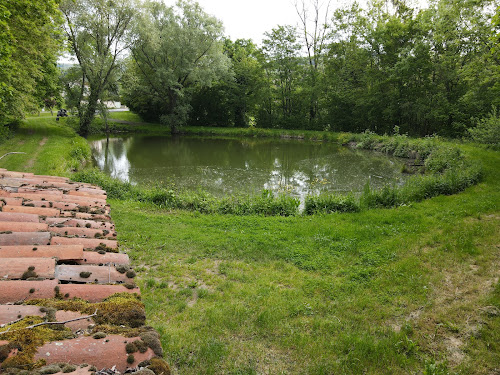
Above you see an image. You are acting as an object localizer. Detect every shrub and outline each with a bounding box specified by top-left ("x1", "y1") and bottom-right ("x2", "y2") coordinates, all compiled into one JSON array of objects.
[
  {"x1": 468, "y1": 107, "x2": 500, "y2": 149},
  {"x1": 304, "y1": 193, "x2": 360, "y2": 215}
]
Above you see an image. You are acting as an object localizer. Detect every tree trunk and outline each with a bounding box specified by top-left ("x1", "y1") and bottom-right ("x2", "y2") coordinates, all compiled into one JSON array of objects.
[{"x1": 79, "y1": 88, "x2": 99, "y2": 137}]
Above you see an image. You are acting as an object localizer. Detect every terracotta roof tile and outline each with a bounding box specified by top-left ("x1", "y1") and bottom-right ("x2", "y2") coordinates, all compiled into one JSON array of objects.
[
  {"x1": 0, "y1": 222, "x2": 48, "y2": 232},
  {"x1": 0, "y1": 258, "x2": 55, "y2": 279},
  {"x1": 77, "y1": 251, "x2": 129, "y2": 266},
  {"x1": 44, "y1": 217, "x2": 115, "y2": 231},
  {"x1": 0, "y1": 245, "x2": 84, "y2": 260},
  {"x1": 50, "y1": 226, "x2": 116, "y2": 239},
  {"x1": 0, "y1": 212, "x2": 40, "y2": 223},
  {"x1": 34, "y1": 335, "x2": 154, "y2": 372},
  {"x1": 57, "y1": 284, "x2": 140, "y2": 302},
  {"x1": 0, "y1": 279, "x2": 59, "y2": 303},
  {"x1": 56, "y1": 265, "x2": 131, "y2": 283},
  {"x1": 0, "y1": 232, "x2": 51, "y2": 246},
  {"x1": 0, "y1": 170, "x2": 169, "y2": 372},
  {"x1": 2, "y1": 205, "x2": 60, "y2": 217},
  {"x1": 50, "y1": 237, "x2": 118, "y2": 250},
  {"x1": 0, "y1": 305, "x2": 46, "y2": 325}
]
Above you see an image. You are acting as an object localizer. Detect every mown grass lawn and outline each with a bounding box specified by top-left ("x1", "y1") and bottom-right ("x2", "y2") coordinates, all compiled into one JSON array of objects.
[
  {"x1": 1, "y1": 118, "x2": 499, "y2": 374},
  {"x1": 110, "y1": 146, "x2": 500, "y2": 374}
]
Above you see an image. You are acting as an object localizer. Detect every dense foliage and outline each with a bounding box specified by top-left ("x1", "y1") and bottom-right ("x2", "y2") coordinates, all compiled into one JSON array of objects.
[
  {"x1": 181, "y1": 0, "x2": 499, "y2": 137},
  {"x1": 0, "y1": 0, "x2": 62, "y2": 138},
  {"x1": 121, "y1": 0, "x2": 230, "y2": 131}
]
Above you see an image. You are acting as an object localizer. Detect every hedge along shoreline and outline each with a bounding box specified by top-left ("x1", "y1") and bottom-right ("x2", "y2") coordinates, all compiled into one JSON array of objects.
[{"x1": 74, "y1": 130, "x2": 482, "y2": 216}]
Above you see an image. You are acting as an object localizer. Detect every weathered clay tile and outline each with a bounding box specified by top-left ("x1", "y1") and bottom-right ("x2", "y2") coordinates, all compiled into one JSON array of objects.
[
  {"x1": 12, "y1": 191, "x2": 63, "y2": 200},
  {"x1": 73, "y1": 186, "x2": 107, "y2": 195},
  {"x1": 61, "y1": 195, "x2": 107, "y2": 206},
  {"x1": 0, "y1": 279, "x2": 59, "y2": 303},
  {"x1": 0, "y1": 197, "x2": 23, "y2": 206},
  {"x1": 55, "y1": 310, "x2": 94, "y2": 332},
  {"x1": 73, "y1": 212, "x2": 111, "y2": 221},
  {"x1": 67, "y1": 190, "x2": 107, "y2": 200},
  {"x1": 0, "y1": 258, "x2": 55, "y2": 279},
  {"x1": 0, "y1": 305, "x2": 45, "y2": 325},
  {"x1": 2, "y1": 205, "x2": 60, "y2": 217},
  {"x1": 50, "y1": 226, "x2": 115, "y2": 239},
  {"x1": 0, "y1": 245, "x2": 84, "y2": 261},
  {"x1": 56, "y1": 265, "x2": 131, "y2": 283},
  {"x1": 57, "y1": 284, "x2": 140, "y2": 302},
  {"x1": 34, "y1": 335, "x2": 154, "y2": 372},
  {"x1": 44, "y1": 217, "x2": 115, "y2": 231},
  {"x1": 31, "y1": 174, "x2": 69, "y2": 183},
  {"x1": 0, "y1": 212, "x2": 40, "y2": 223},
  {"x1": 0, "y1": 171, "x2": 34, "y2": 179},
  {"x1": 0, "y1": 222, "x2": 48, "y2": 232},
  {"x1": 25, "y1": 200, "x2": 79, "y2": 211},
  {"x1": 77, "y1": 251, "x2": 129, "y2": 266},
  {"x1": 0, "y1": 232, "x2": 51, "y2": 246},
  {"x1": 50, "y1": 237, "x2": 118, "y2": 250}
]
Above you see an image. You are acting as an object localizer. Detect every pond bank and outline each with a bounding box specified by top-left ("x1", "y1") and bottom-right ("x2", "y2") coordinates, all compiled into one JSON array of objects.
[{"x1": 1, "y1": 116, "x2": 499, "y2": 374}]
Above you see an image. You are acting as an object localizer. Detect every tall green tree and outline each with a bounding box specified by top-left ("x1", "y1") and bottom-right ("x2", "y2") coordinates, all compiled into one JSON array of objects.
[
  {"x1": 123, "y1": 0, "x2": 230, "y2": 132},
  {"x1": 189, "y1": 39, "x2": 266, "y2": 127},
  {"x1": 60, "y1": 0, "x2": 134, "y2": 136},
  {"x1": 260, "y1": 25, "x2": 303, "y2": 128},
  {"x1": 295, "y1": 0, "x2": 331, "y2": 126},
  {"x1": 0, "y1": 0, "x2": 62, "y2": 136}
]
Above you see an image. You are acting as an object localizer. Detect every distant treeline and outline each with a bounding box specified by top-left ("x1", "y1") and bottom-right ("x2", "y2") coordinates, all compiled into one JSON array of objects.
[
  {"x1": 122, "y1": 0, "x2": 499, "y2": 137},
  {"x1": 1, "y1": 0, "x2": 498, "y2": 139}
]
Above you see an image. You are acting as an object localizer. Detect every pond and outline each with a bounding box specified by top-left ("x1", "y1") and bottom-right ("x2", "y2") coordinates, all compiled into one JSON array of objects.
[{"x1": 89, "y1": 135, "x2": 407, "y2": 201}]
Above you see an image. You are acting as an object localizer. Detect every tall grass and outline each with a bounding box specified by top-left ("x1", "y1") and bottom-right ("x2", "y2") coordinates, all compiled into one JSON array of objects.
[
  {"x1": 73, "y1": 128, "x2": 483, "y2": 216},
  {"x1": 306, "y1": 131, "x2": 483, "y2": 214},
  {"x1": 73, "y1": 169, "x2": 300, "y2": 216}
]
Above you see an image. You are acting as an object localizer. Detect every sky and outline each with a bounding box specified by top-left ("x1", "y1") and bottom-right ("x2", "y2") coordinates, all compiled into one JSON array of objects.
[{"x1": 162, "y1": 0, "x2": 429, "y2": 45}]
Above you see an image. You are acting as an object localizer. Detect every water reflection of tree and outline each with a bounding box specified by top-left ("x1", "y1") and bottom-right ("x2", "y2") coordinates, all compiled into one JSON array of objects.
[{"x1": 90, "y1": 136, "x2": 406, "y2": 197}]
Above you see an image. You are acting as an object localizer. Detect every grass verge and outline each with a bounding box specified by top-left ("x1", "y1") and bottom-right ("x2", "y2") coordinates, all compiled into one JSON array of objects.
[
  {"x1": 0, "y1": 117, "x2": 90, "y2": 176},
  {"x1": 1, "y1": 117, "x2": 499, "y2": 374},
  {"x1": 111, "y1": 143, "x2": 499, "y2": 373}
]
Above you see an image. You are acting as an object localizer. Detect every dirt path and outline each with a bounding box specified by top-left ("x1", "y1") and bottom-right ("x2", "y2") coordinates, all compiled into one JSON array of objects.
[{"x1": 24, "y1": 137, "x2": 48, "y2": 170}]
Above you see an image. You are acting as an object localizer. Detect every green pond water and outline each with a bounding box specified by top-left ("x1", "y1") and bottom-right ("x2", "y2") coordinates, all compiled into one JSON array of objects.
[{"x1": 89, "y1": 135, "x2": 407, "y2": 201}]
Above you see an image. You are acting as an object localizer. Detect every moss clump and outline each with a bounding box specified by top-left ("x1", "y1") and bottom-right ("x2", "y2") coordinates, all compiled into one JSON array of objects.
[
  {"x1": 126, "y1": 270, "x2": 136, "y2": 279},
  {"x1": 116, "y1": 265, "x2": 129, "y2": 274},
  {"x1": 21, "y1": 266, "x2": 38, "y2": 280},
  {"x1": 0, "y1": 317, "x2": 73, "y2": 370},
  {"x1": 38, "y1": 364, "x2": 62, "y2": 374},
  {"x1": 126, "y1": 354, "x2": 135, "y2": 364},
  {"x1": 124, "y1": 283, "x2": 136, "y2": 290},
  {"x1": 61, "y1": 364, "x2": 77, "y2": 373},
  {"x1": 125, "y1": 340, "x2": 148, "y2": 354},
  {"x1": 0, "y1": 344, "x2": 10, "y2": 362},
  {"x1": 140, "y1": 331, "x2": 163, "y2": 357},
  {"x1": 148, "y1": 358, "x2": 171, "y2": 375},
  {"x1": 79, "y1": 271, "x2": 92, "y2": 278},
  {"x1": 95, "y1": 243, "x2": 117, "y2": 253},
  {"x1": 134, "y1": 370, "x2": 155, "y2": 375},
  {"x1": 125, "y1": 341, "x2": 137, "y2": 353},
  {"x1": 94, "y1": 295, "x2": 145, "y2": 328},
  {"x1": 92, "y1": 332, "x2": 107, "y2": 339},
  {"x1": 26, "y1": 294, "x2": 145, "y2": 328}
]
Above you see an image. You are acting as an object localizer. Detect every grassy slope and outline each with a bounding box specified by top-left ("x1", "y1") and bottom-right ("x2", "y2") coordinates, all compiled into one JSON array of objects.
[
  {"x1": 110, "y1": 147, "x2": 500, "y2": 374},
  {"x1": 0, "y1": 116, "x2": 89, "y2": 176},
  {"x1": 1, "y1": 117, "x2": 499, "y2": 374}
]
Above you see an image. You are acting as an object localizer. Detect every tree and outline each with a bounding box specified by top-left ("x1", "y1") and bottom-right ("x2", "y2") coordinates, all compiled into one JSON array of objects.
[
  {"x1": 294, "y1": 0, "x2": 331, "y2": 125},
  {"x1": 0, "y1": 0, "x2": 62, "y2": 135},
  {"x1": 123, "y1": 0, "x2": 230, "y2": 132},
  {"x1": 60, "y1": 0, "x2": 134, "y2": 136},
  {"x1": 260, "y1": 25, "x2": 303, "y2": 128}
]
